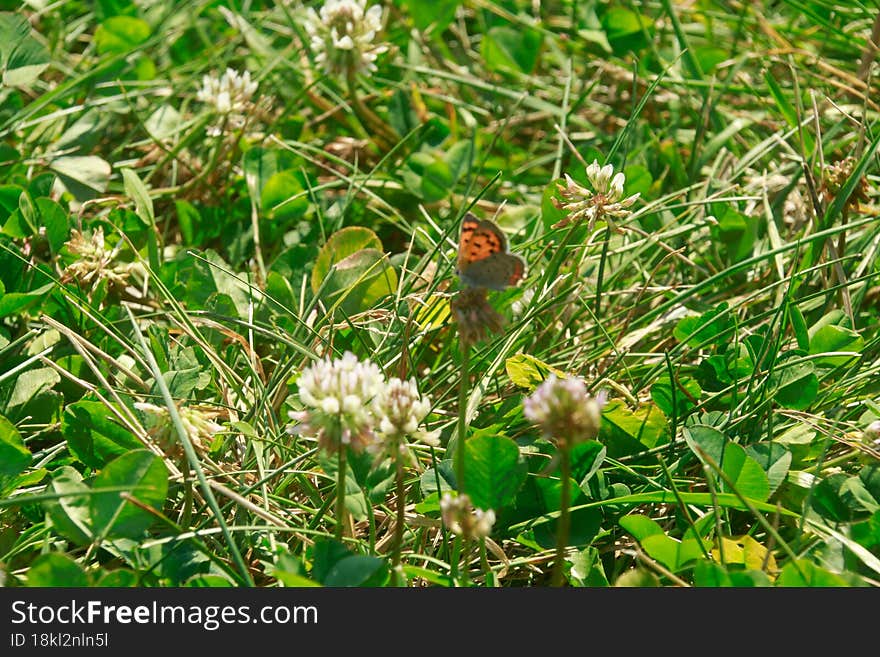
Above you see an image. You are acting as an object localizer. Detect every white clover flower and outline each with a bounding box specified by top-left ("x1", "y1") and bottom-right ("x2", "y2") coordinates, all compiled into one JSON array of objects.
[
  {"x1": 196, "y1": 67, "x2": 258, "y2": 135},
  {"x1": 304, "y1": 0, "x2": 388, "y2": 77},
  {"x1": 554, "y1": 159, "x2": 640, "y2": 231},
  {"x1": 440, "y1": 493, "x2": 495, "y2": 540},
  {"x1": 287, "y1": 351, "x2": 385, "y2": 453},
  {"x1": 524, "y1": 374, "x2": 606, "y2": 448},
  {"x1": 369, "y1": 376, "x2": 440, "y2": 465}
]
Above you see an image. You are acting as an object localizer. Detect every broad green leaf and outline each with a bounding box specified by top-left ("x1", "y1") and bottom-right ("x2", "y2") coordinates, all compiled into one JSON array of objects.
[
  {"x1": 94, "y1": 15, "x2": 151, "y2": 54},
  {"x1": 619, "y1": 514, "x2": 664, "y2": 541},
  {"x1": 97, "y1": 569, "x2": 140, "y2": 587},
  {"x1": 0, "y1": 282, "x2": 55, "y2": 318},
  {"x1": 0, "y1": 414, "x2": 30, "y2": 476},
  {"x1": 145, "y1": 104, "x2": 183, "y2": 141},
  {"x1": 35, "y1": 198, "x2": 69, "y2": 253},
  {"x1": 481, "y1": 25, "x2": 543, "y2": 74},
  {"x1": 673, "y1": 303, "x2": 733, "y2": 348},
  {"x1": 712, "y1": 535, "x2": 777, "y2": 573},
  {"x1": 0, "y1": 12, "x2": 50, "y2": 87},
  {"x1": 770, "y1": 355, "x2": 818, "y2": 410},
  {"x1": 602, "y1": 7, "x2": 653, "y2": 55},
  {"x1": 243, "y1": 148, "x2": 298, "y2": 207},
  {"x1": 398, "y1": 0, "x2": 460, "y2": 32},
  {"x1": 26, "y1": 553, "x2": 90, "y2": 587},
  {"x1": 6, "y1": 367, "x2": 59, "y2": 410},
  {"x1": 533, "y1": 476, "x2": 602, "y2": 549},
  {"x1": 776, "y1": 559, "x2": 849, "y2": 587},
  {"x1": 43, "y1": 466, "x2": 93, "y2": 545},
  {"x1": 684, "y1": 425, "x2": 770, "y2": 501},
  {"x1": 745, "y1": 442, "x2": 792, "y2": 497},
  {"x1": 600, "y1": 399, "x2": 669, "y2": 457},
  {"x1": 121, "y1": 167, "x2": 155, "y2": 226},
  {"x1": 62, "y1": 400, "x2": 143, "y2": 469},
  {"x1": 419, "y1": 460, "x2": 456, "y2": 497},
  {"x1": 311, "y1": 226, "x2": 384, "y2": 293},
  {"x1": 463, "y1": 433, "x2": 527, "y2": 510},
  {"x1": 505, "y1": 353, "x2": 565, "y2": 389},
  {"x1": 571, "y1": 440, "x2": 606, "y2": 488},
  {"x1": 650, "y1": 375, "x2": 701, "y2": 418},
  {"x1": 323, "y1": 555, "x2": 388, "y2": 587},
  {"x1": 614, "y1": 568, "x2": 660, "y2": 587},
  {"x1": 90, "y1": 449, "x2": 169, "y2": 539},
  {"x1": 809, "y1": 324, "x2": 864, "y2": 367},
  {"x1": 49, "y1": 155, "x2": 111, "y2": 200},
  {"x1": 261, "y1": 169, "x2": 310, "y2": 221},
  {"x1": 318, "y1": 248, "x2": 397, "y2": 316},
  {"x1": 640, "y1": 533, "x2": 707, "y2": 572}
]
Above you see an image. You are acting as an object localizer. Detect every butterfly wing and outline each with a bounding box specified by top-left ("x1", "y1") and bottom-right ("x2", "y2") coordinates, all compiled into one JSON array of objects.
[
  {"x1": 458, "y1": 252, "x2": 526, "y2": 290},
  {"x1": 457, "y1": 213, "x2": 507, "y2": 270}
]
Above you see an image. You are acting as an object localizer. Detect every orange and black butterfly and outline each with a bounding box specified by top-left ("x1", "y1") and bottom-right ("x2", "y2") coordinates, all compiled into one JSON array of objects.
[{"x1": 455, "y1": 212, "x2": 525, "y2": 291}]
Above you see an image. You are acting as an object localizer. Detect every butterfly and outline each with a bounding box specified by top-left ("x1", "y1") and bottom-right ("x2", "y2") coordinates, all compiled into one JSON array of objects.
[{"x1": 456, "y1": 212, "x2": 525, "y2": 291}]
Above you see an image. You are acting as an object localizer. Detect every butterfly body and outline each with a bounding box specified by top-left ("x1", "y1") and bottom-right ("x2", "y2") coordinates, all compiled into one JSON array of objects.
[{"x1": 456, "y1": 213, "x2": 525, "y2": 291}]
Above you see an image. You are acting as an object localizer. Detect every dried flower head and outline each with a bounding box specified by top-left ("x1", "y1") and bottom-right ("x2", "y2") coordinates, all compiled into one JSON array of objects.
[
  {"x1": 450, "y1": 287, "x2": 505, "y2": 346},
  {"x1": 440, "y1": 493, "x2": 496, "y2": 540},
  {"x1": 554, "y1": 160, "x2": 640, "y2": 231},
  {"x1": 524, "y1": 374, "x2": 606, "y2": 449},
  {"x1": 61, "y1": 227, "x2": 138, "y2": 292},
  {"x1": 370, "y1": 376, "x2": 440, "y2": 465},
  {"x1": 821, "y1": 156, "x2": 870, "y2": 215},
  {"x1": 304, "y1": 0, "x2": 388, "y2": 78},
  {"x1": 287, "y1": 351, "x2": 385, "y2": 454},
  {"x1": 196, "y1": 67, "x2": 258, "y2": 136},
  {"x1": 135, "y1": 401, "x2": 225, "y2": 458}
]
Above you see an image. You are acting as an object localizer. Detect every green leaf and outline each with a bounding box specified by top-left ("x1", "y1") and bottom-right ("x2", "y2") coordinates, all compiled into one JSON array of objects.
[
  {"x1": 533, "y1": 476, "x2": 602, "y2": 549},
  {"x1": 745, "y1": 442, "x2": 792, "y2": 497},
  {"x1": 49, "y1": 156, "x2": 111, "y2": 201},
  {"x1": 0, "y1": 413, "x2": 31, "y2": 476},
  {"x1": 35, "y1": 198, "x2": 69, "y2": 253},
  {"x1": 323, "y1": 555, "x2": 388, "y2": 587},
  {"x1": 94, "y1": 16, "x2": 151, "y2": 55},
  {"x1": 121, "y1": 167, "x2": 155, "y2": 226},
  {"x1": 571, "y1": 440, "x2": 606, "y2": 488},
  {"x1": 600, "y1": 399, "x2": 669, "y2": 458},
  {"x1": 601, "y1": 7, "x2": 653, "y2": 55},
  {"x1": 808, "y1": 324, "x2": 864, "y2": 367},
  {"x1": 419, "y1": 460, "x2": 456, "y2": 497},
  {"x1": 505, "y1": 353, "x2": 565, "y2": 389},
  {"x1": 0, "y1": 281, "x2": 55, "y2": 318},
  {"x1": 96, "y1": 569, "x2": 140, "y2": 587},
  {"x1": 673, "y1": 303, "x2": 733, "y2": 348},
  {"x1": 0, "y1": 12, "x2": 50, "y2": 87},
  {"x1": 463, "y1": 433, "x2": 527, "y2": 510},
  {"x1": 62, "y1": 400, "x2": 143, "y2": 469},
  {"x1": 90, "y1": 449, "x2": 169, "y2": 539},
  {"x1": 481, "y1": 25, "x2": 543, "y2": 74},
  {"x1": 243, "y1": 148, "x2": 298, "y2": 207},
  {"x1": 261, "y1": 169, "x2": 310, "y2": 221},
  {"x1": 311, "y1": 226, "x2": 384, "y2": 293},
  {"x1": 26, "y1": 553, "x2": 90, "y2": 587},
  {"x1": 640, "y1": 533, "x2": 707, "y2": 572},
  {"x1": 6, "y1": 367, "x2": 59, "y2": 411},
  {"x1": 43, "y1": 466, "x2": 93, "y2": 545},
  {"x1": 398, "y1": 0, "x2": 460, "y2": 32},
  {"x1": 776, "y1": 560, "x2": 849, "y2": 587},
  {"x1": 684, "y1": 426, "x2": 770, "y2": 501},
  {"x1": 619, "y1": 514, "x2": 664, "y2": 541},
  {"x1": 770, "y1": 355, "x2": 818, "y2": 410}
]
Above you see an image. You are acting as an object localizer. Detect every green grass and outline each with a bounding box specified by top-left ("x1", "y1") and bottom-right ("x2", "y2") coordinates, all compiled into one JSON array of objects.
[{"x1": 0, "y1": 0, "x2": 879, "y2": 588}]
